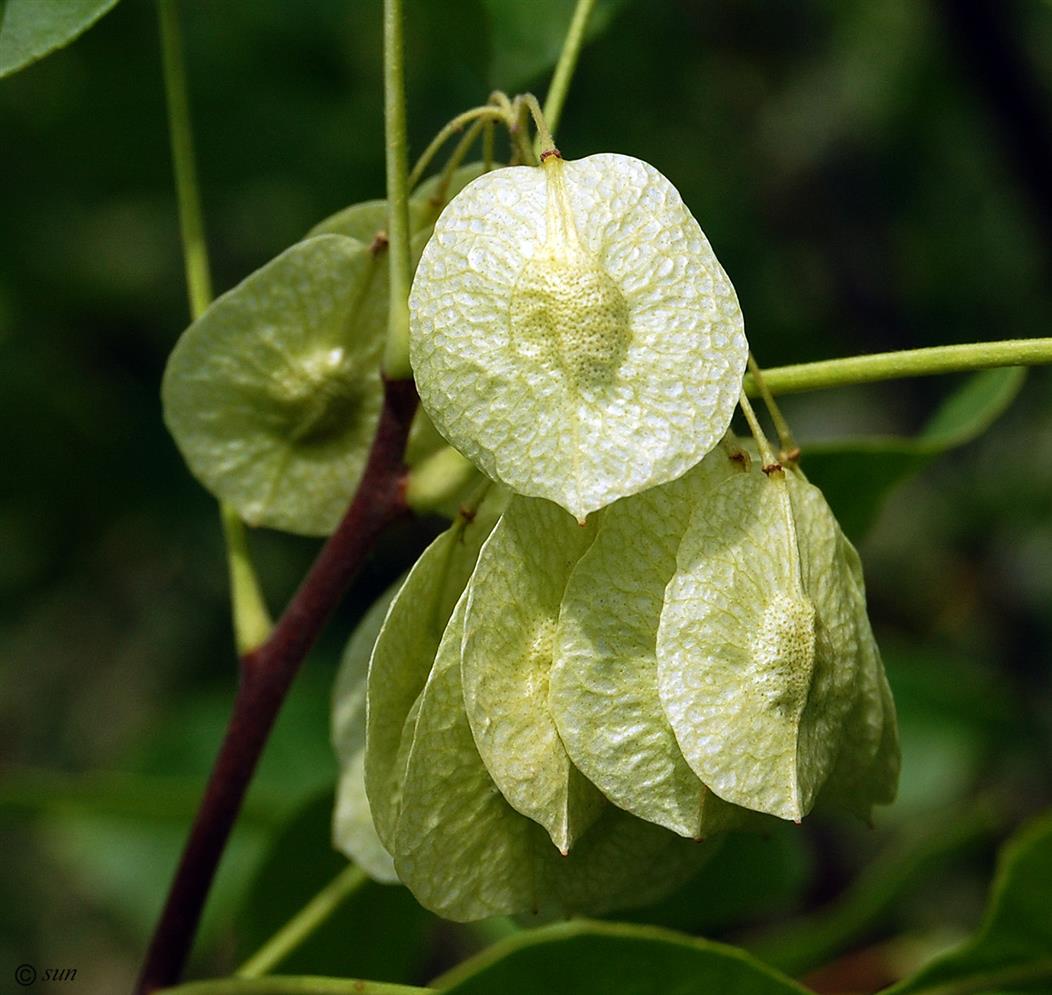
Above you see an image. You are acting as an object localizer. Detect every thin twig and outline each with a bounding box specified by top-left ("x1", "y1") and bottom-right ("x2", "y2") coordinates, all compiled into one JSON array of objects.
[
  {"x1": 542, "y1": 0, "x2": 598, "y2": 139},
  {"x1": 135, "y1": 379, "x2": 418, "y2": 994},
  {"x1": 407, "y1": 105, "x2": 506, "y2": 190},
  {"x1": 747, "y1": 354, "x2": 797, "y2": 459},
  {"x1": 737, "y1": 390, "x2": 777, "y2": 469},
  {"x1": 743, "y1": 337, "x2": 1052, "y2": 397},
  {"x1": 236, "y1": 865, "x2": 368, "y2": 979}
]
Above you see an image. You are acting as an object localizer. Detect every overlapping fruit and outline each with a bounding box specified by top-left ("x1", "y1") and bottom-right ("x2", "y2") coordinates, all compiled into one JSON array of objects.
[
  {"x1": 333, "y1": 451, "x2": 898, "y2": 920},
  {"x1": 158, "y1": 141, "x2": 899, "y2": 921}
]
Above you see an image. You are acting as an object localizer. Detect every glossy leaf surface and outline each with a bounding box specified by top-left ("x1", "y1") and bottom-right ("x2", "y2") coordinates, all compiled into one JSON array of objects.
[
  {"x1": 804, "y1": 367, "x2": 1025, "y2": 539},
  {"x1": 0, "y1": 0, "x2": 120, "y2": 77},
  {"x1": 438, "y1": 920, "x2": 809, "y2": 994},
  {"x1": 887, "y1": 809, "x2": 1052, "y2": 995}
]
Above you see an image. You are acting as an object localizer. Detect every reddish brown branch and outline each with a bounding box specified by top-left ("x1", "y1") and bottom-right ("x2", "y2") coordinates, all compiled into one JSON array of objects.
[{"x1": 136, "y1": 378, "x2": 418, "y2": 994}]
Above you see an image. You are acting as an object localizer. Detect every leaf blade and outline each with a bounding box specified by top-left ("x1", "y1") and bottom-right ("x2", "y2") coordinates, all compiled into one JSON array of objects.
[
  {"x1": 885, "y1": 809, "x2": 1052, "y2": 995},
  {"x1": 0, "y1": 0, "x2": 121, "y2": 78},
  {"x1": 437, "y1": 919, "x2": 810, "y2": 994},
  {"x1": 803, "y1": 368, "x2": 1025, "y2": 539}
]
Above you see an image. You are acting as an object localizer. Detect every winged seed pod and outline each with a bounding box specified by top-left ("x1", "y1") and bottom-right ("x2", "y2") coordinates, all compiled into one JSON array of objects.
[
  {"x1": 461, "y1": 495, "x2": 604, "y2": 853},
  {"x1": 815, "y1": 534, "x2": 900, "y2": 820},
  {"x1": 657, "y1": 466, "x2": 896, "y2": 822},
  {"x1": 163, "y1": 235, "x2": 387, "y2": 535},
  {"x1": 549, "y1": 448, "x2": 748, "y2": 839},
  {"x1": 364, "y1": 488, "x2": 507, "y2": 853},
  {"x1": 409, "y1": 153, "x2": 748, "y2": 522},
  {"x1": 165, "y1": 178, "x2": 463, "y2": 539},
  {"x1": 340, "y1": 462, "x2": 895, "y2": 915},
  {"x1": 393, "y1": 594, "x2": 712, "y2": 922},
  {"x1": 331, "y1": 579, "x2": 403, "y2": 883}
]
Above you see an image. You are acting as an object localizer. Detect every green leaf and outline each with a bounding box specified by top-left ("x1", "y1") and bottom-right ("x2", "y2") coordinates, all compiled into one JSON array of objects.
[
  {"x1": 481, "y1": 0, "x2": 628, "y2": 89},
  {"x1": 624, "y1": 824, "x2": 812, "y2": 936},
  {"x1": 0, "y1": 0, "x2": 120, "y2": 78},
  {"x1": 461, "y1": 495, "x2": 603, "y2": 853},
  {"x1": 162, "y1": 234, "x2": 386, "y2": 536},
  {"x1": 436, "y1": 920, "x2": 809, "y2": 994},
  {"x1": 364, "y1": 496, "x2": 504, "y2": 849},
  {"x1": 332, "y1": 580, "x2": 403, "y2": 883},
  {"x1": 394, "y1": 601, "x2": 711, "y2": 922},
  {"x1": 803, "y1": 368, "x2": 1026, "y2": 539},
  {"x1": 550, "y1": 451, "x2": 743, "y2": 839},
  {"x1": 885, "y1": 809, "x2": 1052, "y2": 995},
  {"x1": 747, "y1": 803, "x2": 1001, "y2": 978}
]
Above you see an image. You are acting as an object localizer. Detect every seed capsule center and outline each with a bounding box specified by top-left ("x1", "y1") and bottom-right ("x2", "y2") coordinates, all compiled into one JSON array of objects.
[
  {"x1": 509, "y1": 251, "x2": 630, "y2": 390},
  {"x1": 751, "y1": 594, "x2": 816, "y2": 716},
  {"x1": 271, "y1": 348, "x2": 360, "y2": 445}
]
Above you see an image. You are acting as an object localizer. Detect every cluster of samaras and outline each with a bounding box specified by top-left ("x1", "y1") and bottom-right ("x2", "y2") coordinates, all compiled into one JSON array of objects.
[{"x1": 332, "y1": 154, "x2": 899, "y2": 921}]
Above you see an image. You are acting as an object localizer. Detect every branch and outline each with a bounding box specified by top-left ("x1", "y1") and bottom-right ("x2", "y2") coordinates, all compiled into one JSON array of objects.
[
  {"x1": 136, "y1": 378, "x2": 418, "y2": 995},
  {"x1": 744, "y1": 337, "x2": 1052, "y2": 396},
  {"x1": 236, "y1": 866, "x2": 367, "y2": 979}
]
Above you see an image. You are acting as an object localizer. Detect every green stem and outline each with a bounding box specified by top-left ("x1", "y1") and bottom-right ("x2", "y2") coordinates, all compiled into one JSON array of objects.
[
  {"x1": 542, "y1": 0, "x2": 597, "y2": 139},
  {"x1": 158, "y1": 0, "x2": 210, "y2": 320},
  {"x1": 160, "y1": 978, "x2": 434, "y2": 995},
  {"x1": 158, "y1": 0, "x2": 270, "y2": 654},
  {"x1": 483, "y1": 118, "x2": 495, "y2": 172},
  {"x1": 381, "y1": 0, "x2": 414, "y2": 379},
  {"x1": 414, "y1": 114, "x2": 490, "y2": 223},
  {"x1": 237, "y1": 866, "x2": 368, "y2": 979},
  {"x1": 737, "y1": 390, "x2": 776, "y2": 467},
  {"x1": 510, "y1": 97, "x2": 536, "y2": 165},
  {"x1": 407, "y1": 105, "x2": 506, "y2": 190},
  {"x1": 745, "y1": 337, "x2": 1052, "y2": 397},
  {"x1": 220, "y1": 505, "x2": 271, "y2": 655},
  {"x1": 522, "y1": 93, "x2": 557, "y2": 157},
  {"x1": 747, "y1": 353, "x2": 796, "y2": 455}
]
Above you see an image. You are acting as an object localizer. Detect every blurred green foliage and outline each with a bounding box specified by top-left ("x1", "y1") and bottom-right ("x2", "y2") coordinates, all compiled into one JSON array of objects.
[{"x1": 1, "y1": 1, "x2": 1051, "y2": 992}]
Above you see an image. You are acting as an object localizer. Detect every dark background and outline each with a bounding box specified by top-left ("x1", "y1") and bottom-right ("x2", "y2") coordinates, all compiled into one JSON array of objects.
[{"x1": 2, "y1": 1, "x2": 1051, "y2": 992}]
